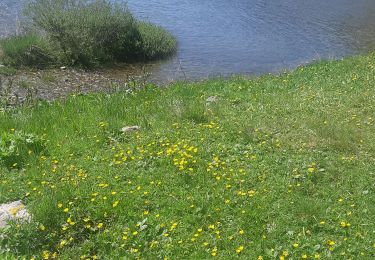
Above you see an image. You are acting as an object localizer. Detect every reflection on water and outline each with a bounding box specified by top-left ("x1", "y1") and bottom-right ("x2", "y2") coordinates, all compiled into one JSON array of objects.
[{"x1": 1, "y1": 0, "x2": 375, "y2": 82}]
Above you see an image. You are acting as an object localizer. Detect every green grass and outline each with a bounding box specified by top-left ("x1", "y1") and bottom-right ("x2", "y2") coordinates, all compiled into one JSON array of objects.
[
  {"x1": 0, "y1": 52, "x2": 375, "y2": 259},
  {"x1": 0, "y1": 34, "x2": 54, "y2": 68},
  {"x1": 0, "y1": 66, "x2": 17, "y2": 76}
]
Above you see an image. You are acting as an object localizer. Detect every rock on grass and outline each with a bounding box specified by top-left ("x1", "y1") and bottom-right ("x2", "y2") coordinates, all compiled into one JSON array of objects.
[{"x1": 0, "y1": 200, "x2": 30, "y2": 228}]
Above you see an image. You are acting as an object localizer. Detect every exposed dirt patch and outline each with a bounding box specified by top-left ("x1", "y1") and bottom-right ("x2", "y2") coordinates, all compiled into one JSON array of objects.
[{"x1": 0, "y1": 66, "x2": 152, "y2": 107}]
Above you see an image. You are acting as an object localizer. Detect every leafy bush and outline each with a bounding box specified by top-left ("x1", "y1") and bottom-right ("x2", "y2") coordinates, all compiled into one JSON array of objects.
[
  {"x1": 23, "y1": 0, "x2": 177, "y2": 67},
  {"x1": 0, "y1": 34, "x2": 54, "y2": 68},
  {"x1": 0, "y1": 131, "x2": 45, "y2": 169},
  {"x1": 137, "y1": 22, "x2": 177, "y2": 60},
  {"x1": 0, "y1": 0, "x2": 177, "y2": 68}
]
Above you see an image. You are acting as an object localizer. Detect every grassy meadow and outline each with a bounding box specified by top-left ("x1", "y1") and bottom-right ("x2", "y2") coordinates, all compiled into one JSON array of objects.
[{"x1": 0, "y1": 52, "x2": 375, "y2": 259}]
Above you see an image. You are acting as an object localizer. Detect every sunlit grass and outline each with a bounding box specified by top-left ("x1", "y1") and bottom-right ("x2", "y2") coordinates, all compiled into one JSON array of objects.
[{"x1": 0, "y1": 52, "x2": 375, "y2": 259}]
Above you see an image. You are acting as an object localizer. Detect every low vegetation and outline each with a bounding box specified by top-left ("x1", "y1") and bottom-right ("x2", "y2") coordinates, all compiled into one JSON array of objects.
[
  {"x1": 0, "y1": 34, "x2": 53, "y2": 68},
  {"x1": 0, "y1": 0, "x2": 176, "y2": 68},
  {"x1": 0, "y1": 52, "x2": 374, "y2": 259},
  {"x1": 137, "y1": 22, "x2": 178, "y2": 60}
]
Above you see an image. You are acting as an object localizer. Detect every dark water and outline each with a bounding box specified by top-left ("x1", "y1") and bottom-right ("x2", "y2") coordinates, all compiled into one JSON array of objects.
[{"x1": 2, "y1": 0, "x2": 375, "y2": 82}]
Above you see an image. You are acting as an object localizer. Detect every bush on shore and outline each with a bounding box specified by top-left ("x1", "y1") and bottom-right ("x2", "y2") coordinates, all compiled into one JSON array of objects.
[
  {"x1": 0, "y1": 0, "x2": 177, "y2": 68},
  {"x1": 137, "y1": 21, "x2": 177, "y2": 60}
]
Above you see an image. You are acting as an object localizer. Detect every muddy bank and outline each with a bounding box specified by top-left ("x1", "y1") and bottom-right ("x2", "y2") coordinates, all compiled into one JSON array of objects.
[{"x1": 0, "y1": 66, "x2": 153, "y2": 107}]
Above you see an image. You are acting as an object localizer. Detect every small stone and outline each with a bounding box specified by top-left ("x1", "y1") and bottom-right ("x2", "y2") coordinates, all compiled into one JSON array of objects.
[
  {"x1": 120, "y1": 126, "x2": 141, "y2": 133},
  {"x1": 0, "y1": 64, "x2": 5, "y2": 68},
  {"x1": 206, "y1": 96, "x2": 218, "y2": 103},
  {"x1": 0, "y1": 201, "x2": 31, "y2": 228},
  {"x1": 60, "y1": 66, "x2": 67, "y2": 70}
]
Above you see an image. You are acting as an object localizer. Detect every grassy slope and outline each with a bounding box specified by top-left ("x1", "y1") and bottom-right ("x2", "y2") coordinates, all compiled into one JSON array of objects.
[{"x1": 0, "y1": 53, "x2": 375, "y2": 259}]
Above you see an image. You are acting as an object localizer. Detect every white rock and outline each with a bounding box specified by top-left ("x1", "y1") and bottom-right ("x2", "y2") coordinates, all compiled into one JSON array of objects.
[
  {"x1": 120, "y1": 126, "x2": 141, "y2": 133},
  {"x1": 0, "y1": 201, "x2": 31, "y2": 228},
  {"x1": 206, "y1": 96, "x2": 218, "y2": 103}
]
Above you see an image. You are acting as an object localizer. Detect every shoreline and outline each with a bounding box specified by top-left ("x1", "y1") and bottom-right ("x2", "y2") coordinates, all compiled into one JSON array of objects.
[{"x1": 0, "y1": 54, "x2": 340, "y2": 106}]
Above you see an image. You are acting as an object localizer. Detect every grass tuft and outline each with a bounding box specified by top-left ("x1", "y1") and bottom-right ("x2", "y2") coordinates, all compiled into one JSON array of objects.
[{"x1": 0, "y1": 34, "x2": 54, "y2": 68}]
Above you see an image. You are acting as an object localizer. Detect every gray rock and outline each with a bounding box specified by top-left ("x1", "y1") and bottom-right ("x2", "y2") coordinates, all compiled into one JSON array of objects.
[
  {"x1": 206, "y1": 96, "x2": 218, "y2": 103},
  {"x1": 0, "y1": 201, "x2": 31, "y2": 228},
  {"x1": 120, "y1": 126, "x2": 141, "y2": 133},
  {"x1": 0, "y1": 64, "x2": 5, "y2": 68}
]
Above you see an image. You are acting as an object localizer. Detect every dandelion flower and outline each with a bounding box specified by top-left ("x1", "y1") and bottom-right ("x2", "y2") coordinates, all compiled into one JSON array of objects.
[
  {"x1": 39, "y1": 224, "x2": 46, "y2": 231},
  {"x1": 42, "y1": 251, "x2": 49, "y2": 260},
  {"x1": 307, "y1": 167, "x2": 315, "y2": 173},
  {"x1": 236, "y1": 245, "x2": 244, "y2": 254}
]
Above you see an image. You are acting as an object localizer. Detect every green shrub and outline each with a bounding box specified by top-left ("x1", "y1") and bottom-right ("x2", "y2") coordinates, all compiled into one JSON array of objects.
[
  {"x1": 137, "y1": 22, "x2": 177, "y2": 60},
  {"x1": 0, "y1": 34, "x2": 54, "y2": 68},
  {"x1": 0, "y1": 0, "x2": 177, "y2": 68},
  {"x1": 25, "y1": 0, "x2": 142, "y2": 67}
]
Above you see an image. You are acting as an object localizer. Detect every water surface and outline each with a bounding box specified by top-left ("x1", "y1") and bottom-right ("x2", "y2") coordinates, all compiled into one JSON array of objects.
[{"x1": 1, "y1": 0, "x2": 375, "y2": 82}]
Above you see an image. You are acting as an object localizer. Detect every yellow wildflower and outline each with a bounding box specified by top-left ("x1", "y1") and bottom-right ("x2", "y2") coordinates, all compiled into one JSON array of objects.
[
  {"x1": 236, "y1": 245, "x2": 244, "y2": 254},
  {"x1": 307, "y1": 167, "x2": 315, "y2": 173},
  {"x1": 39, "y1": 224, "x2": 46, "y2": 231},
  {"x1": 42, "y1": 251, "x2": 49, "y2": 260}
]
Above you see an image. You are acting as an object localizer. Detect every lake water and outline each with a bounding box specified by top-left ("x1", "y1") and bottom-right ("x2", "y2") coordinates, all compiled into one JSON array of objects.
[{"x1": 2, "y1": 0, "x2": 375, "y2": 82}]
